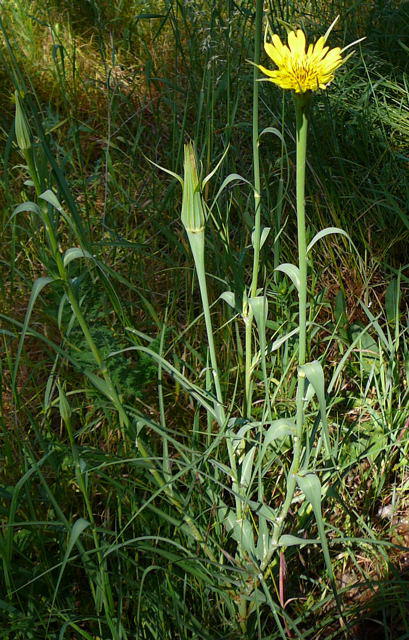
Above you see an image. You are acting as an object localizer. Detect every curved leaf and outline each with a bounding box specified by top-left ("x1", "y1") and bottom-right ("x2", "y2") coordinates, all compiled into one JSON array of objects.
[
  {"x1": 263, "y1": 419, "x2": 296, "y2": 447},
  {"x1": 210, "y1": 173, "x2": 257, "y2": 208},
  {"x1": 202, "y1": 145, "x2": 229, "y2": 187},
  {"x1": 297, "y1": 472, "x2": 322, "y2": 515},
  {"x1": 9, "y1": 201, "x2": 42, "y2": 223},
  {"x1": 297, "y1": 472, "x2": 340, "y2": 612},
  {"x1": 12, "y1": 277, "x2": 55, "y2": 391},
  {"x1": 63, "y1": 247, "x2": 93, "y2": 267},
  {"x1": 52, "y1": 518, "x2": 90, "y2": 610},
  {"x1": 143, "y1": 154, "x2": 183, "y2": 185},
  {"x1": 219, "y1": 291, "x2": 236, "y2": 309},
  {"x1": 251, "y1": 226, "x2": 270, "y2": 250},
  {"x1": 307, "y1": 226, "x2": 350, "y2": 253},
  {"x1": 248, "y1": 296, "x2": 268, "y2": 329},
  {"x1": 39, "y1": 189, "x2": 64, "y2": 211},
  {"x1": 299, "y1": 360, "x2": 331, "y2": 457},
  {"x1": 274, "y1": 263, "x2": 300, "y2": 292},
  {"x1": 134, "y1": 345, "x2": 221, "y2": 423},
  {"x1": 259, "y1": 126, "x2": 286, "y2": 144}
]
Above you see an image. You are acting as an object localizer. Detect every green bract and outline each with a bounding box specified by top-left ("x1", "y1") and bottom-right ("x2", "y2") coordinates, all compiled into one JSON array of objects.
[
  {"x1": 14, "y1": 91, "x2": 32, "y2": 151},
  {"x1": 181, "y1": 143, "x2": 205, "y2": 233}
]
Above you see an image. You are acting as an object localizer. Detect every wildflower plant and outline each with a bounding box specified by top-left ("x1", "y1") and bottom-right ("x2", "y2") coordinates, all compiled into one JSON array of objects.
[
  {"x1": 9, "y1": 8, "x2": 365, "y2": 639},
  {"x1": 155, "y1": 15, "x2": 363, "y2": 632}
]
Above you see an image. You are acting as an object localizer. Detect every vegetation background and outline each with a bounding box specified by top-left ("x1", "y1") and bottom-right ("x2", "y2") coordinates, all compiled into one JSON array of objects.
[{"x1": 0, "y1": 0, "x2": 409, "y2": 638}]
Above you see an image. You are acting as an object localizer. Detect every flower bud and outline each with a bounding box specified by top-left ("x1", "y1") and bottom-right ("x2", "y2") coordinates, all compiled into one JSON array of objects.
[
  {"x1": 14, "y1": 91, "x2": 32, "y2": 151},
  {"x1": 181, "y1": 143, "x2": 205, "y2": 233}
]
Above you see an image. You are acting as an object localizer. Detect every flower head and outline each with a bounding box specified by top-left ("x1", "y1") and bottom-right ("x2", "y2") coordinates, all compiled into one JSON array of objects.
[{"x1": 256, "y1": 19, "x2": 355, "y2": 93}]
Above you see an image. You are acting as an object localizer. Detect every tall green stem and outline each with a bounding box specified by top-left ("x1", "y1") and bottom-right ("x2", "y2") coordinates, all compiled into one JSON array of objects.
[
  {"x1": 187, "y1": 231, "x2": 224, "y2": 420},
  {"x1": 239, "y1": 3, "x2": 264, "y2": 631},
  {"x1": 295, "y1": 94, "x2": 309, "y2": 369},
  {"x1": 271, "y1": 93, "x2": 309, "y2": 546},
  {"x1": 187, "y1": 231, "x2": 241, "y2": 519},
  {"x1": 244, "y1": 0, "x2": 263, "y2": 417},
  {"x1": 245, "y1": 94, "x2": 310, "y2": 597}
]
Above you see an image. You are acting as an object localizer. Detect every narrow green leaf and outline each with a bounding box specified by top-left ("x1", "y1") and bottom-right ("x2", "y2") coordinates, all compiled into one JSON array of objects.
[
  {"x1": 9, "y1": 201, "x2": 42, "y2": 223},
  {"x1": 271, "y1": 327, "x2": 299, "y2": 352},
  {"x1": 210, "y1": 173, "x2": 256, "y2": 208},
  {"x1": 334, "y1": 289, "x2": 347, "y2": 327},
  {"x1": 299, "y1": 360, "x2": 331, "y2": 457},
  {"x1": 279, "y1": 534, "x2": 320, "y2": 546},
  {"x1": 134, "y1": 346, "x2": 219, "y2": 421},
  {"x1": 230, "y1": 421, "x2": 254, "y2": 455},
  {"x1": 251, "y1": 226, "x2": 270, "y2": 250},
  {"x1": 385, "y1": 278, "x2": 399, "y2": 326},
  {"x1": 259, "y1": 126, "x2": 286, "y2": 145},
  {"x1": 58, "y1": 384, "x2": 71, "y2": 424},
  {"x1": 240, "y1": 446, "x2": 256, "y2": 489},
  {"x1": 202, "y1": 145, "x2": 229, "y2": 187},
  {"x1": 14, "y1": 91, "x2": 31, "y2": 150},
  {"x1": 252, "y1": 502, "x2": 277, "y2": 523},
  {"x1": 358, "y1": 301, "x2": 389, "y2": 350},
  {"x1": 144, "y1": 153, "x2": 183, "y2": 185},
  {"x1": 211, "y1": 459, "x2": 235, "y2": 482},
  {"x1": 296, "y1": 473, "x2": 322, "y2": 516},
  {"x1": 84, "y1": 371, "x2": 115, "y2": 402},
  {"x1": 52, "y1": 519, "x2": 90, "y2": 609},
  {"x1": 297, "y1": 472, "x2": 342, "y2": 616},
  {"x1": 248, "y1": 296, "x2": 268, "y2": 329},
  {"x1": 232, "y1": 518, "x2": 255, "y2": 555},
  {"x1": 256, "y1": 516, "x2": 270, "y2": 562},
  {"x1": 12, "y1": 277, "x2": 55, "y2": 392}
]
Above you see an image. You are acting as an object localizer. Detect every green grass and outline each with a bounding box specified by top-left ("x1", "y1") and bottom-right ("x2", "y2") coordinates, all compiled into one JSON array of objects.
[{"x1": 1, "y1": 1, "x2": 409, "y2": 638}]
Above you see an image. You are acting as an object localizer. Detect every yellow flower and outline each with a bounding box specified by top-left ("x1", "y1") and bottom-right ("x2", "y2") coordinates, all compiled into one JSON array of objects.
[{"x1": 257, "y1": 19, "x2": 356, "y2": 93}]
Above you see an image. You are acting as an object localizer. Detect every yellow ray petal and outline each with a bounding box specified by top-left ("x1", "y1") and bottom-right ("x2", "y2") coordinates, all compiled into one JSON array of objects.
[
  {"x1": 265, "y1": 42, "x2": 285, "y2": 66},
  {"x1": 288, "y1": 29, "x2": 306, "y2": 56},
  {"x1": 256, "y1": 63, "x2": 279, "y2": 78}
]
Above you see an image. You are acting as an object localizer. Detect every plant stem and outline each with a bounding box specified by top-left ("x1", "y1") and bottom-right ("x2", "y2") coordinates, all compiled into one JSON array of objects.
[
  {"x1": 271, "y1": 93, "x2": 309, "y2": 546},
  {"x1": 244, "y1": 0, "x2": 263, "y2": 417},
  {"x1": 187, "y1": 230, "x2": 243, "y2": 523},
  {"x1": 187, "y1": 231, "x2": 224, "y2": 421},
  {"x1": 239, "y1": 2, "x2": 264, "y2": 630},
  {"x1": 295, "y1": 93, "x2": 309, "y2": 370},
  {"x1": 246, "y1": 93, "x2": 310, "y2": 595}
]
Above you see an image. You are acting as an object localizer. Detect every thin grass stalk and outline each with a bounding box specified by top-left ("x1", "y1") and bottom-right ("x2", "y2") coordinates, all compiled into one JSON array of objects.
[{"x1": 245, "y1": 0, "x2": 264, "y2": 417}]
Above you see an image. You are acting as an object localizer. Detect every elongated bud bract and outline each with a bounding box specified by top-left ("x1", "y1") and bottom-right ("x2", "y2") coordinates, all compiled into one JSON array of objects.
[
  {"x1": 14, "y1": 91, "x2": 32, "y2": 151},
  {"x1": 181, "y1": 143, "x2": 205, "y2": 233}
]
